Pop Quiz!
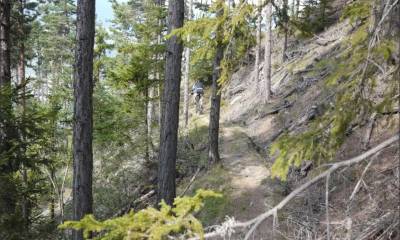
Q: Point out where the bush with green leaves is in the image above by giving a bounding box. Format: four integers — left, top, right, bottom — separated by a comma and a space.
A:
60, 189, 222, 240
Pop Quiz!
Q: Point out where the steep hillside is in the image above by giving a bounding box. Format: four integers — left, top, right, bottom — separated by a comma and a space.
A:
184, 1, 399, 239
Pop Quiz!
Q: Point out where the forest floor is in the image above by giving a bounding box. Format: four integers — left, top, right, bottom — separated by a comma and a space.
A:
218, 124, 274, 238
220, 125, 270, 221
182, 102, 277, 238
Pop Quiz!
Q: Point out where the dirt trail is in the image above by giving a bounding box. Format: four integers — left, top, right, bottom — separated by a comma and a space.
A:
188, 95, 276, 237
219, 124, 273, 238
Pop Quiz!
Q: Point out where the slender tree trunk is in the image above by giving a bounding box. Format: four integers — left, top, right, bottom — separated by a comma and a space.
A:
50, 169, 56, 220
0, 2, 16, 236
282, 0, 289, 62
208, 7, 224, 164
158, 77, 162, 126
369, 0, 378, 33
182, 49, 189, 130
264, 2, 272, 103
157, 0, 184, 206
0, 0, 11, 90
145, 87, 151, 164
395, 1, 400, 99
183, 0, 193, 131
72, 0, 96, 239
296, 0, 300, 18
147, 86, 154, 144
21, 164, 29, 229
291, 0, 295, 17
208, 50, 223, 164
156, 0, 165, 127
18, 0, 29, 229
50, 195, 55, 220
254, 0, 262, 84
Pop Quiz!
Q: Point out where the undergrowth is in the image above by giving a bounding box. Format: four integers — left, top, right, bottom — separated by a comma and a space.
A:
270, 1, 399, 180
59, 189, 222, 240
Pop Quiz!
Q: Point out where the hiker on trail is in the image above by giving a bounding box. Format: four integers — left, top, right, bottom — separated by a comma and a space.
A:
191, 81, 204, 114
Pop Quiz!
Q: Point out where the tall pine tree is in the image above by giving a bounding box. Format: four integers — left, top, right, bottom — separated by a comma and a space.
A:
157, 0, 184, 205
72, 0, 95, 239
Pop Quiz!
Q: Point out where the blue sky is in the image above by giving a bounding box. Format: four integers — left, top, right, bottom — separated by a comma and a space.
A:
96, 0, 127, 27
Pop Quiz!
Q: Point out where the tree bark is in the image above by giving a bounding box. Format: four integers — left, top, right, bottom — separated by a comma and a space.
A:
157, 0, 184, 206
147, 86, 154, 146
72, 0, 96, 239
208, 7, 224, 164
0, 0, 11, 90
145, 85, 153, 165
254, 0, 262, 84
17, 0, 29, 229
156, 0, 166, 127
183, 0, 193, 131
282, 0, 289, 62
0, 1, 16, 236
264, 2, 272, 103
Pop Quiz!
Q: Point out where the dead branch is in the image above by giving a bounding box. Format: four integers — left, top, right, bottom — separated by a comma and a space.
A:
188, 135, 399, 240
113, 190, 156, 217
348, 153, 378, 202
180, 168, 201, 197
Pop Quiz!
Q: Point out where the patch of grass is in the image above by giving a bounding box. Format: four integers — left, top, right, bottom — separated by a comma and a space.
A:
198, 194, 230, 225
190, 165, 233, 226
287, 54, 314, 73
177, 120, 209, 175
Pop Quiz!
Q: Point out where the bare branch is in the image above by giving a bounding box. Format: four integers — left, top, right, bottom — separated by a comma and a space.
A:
179, 168, 201, 197
189, 135, 399, 239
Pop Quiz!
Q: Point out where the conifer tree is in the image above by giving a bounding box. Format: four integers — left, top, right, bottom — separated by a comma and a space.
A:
72, 0, 95, 239
157, 0, 184, 205
208, 3, 224, 164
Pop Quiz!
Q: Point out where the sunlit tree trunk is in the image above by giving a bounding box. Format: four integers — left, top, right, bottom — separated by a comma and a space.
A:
183, 0, 193, 132
264, 2, 272, 103
147, 86, 154, 144
282, 0, 289, 62
263, 3, 272, 103
254, 0, 262, 84
156, 0, 166, 127
72, 0, 96, 239
157, 0, 184, 206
